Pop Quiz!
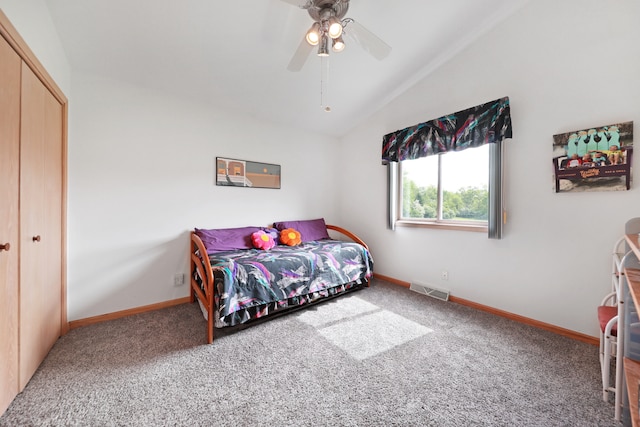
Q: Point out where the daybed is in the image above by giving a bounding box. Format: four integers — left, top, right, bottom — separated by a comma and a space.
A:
190, 219, 374, 344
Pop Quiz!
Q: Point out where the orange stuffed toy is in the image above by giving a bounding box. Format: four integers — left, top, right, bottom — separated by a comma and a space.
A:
280, 228, 301, 246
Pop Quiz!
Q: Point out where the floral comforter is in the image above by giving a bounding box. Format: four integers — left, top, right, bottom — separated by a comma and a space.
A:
206, 240, 373, 327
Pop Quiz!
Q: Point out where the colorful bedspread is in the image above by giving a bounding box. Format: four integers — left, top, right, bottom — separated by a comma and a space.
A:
207, 240, 373, 327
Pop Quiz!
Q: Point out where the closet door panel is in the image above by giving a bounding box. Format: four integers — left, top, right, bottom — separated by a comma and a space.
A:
19, 64, 61, 389
42, 79, 63, 346
0, 35, 21, 415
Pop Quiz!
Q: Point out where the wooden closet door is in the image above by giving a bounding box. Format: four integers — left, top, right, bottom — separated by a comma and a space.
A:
0, 34, 21, 415
19, 64, 63, 390
43, 68, 64, 348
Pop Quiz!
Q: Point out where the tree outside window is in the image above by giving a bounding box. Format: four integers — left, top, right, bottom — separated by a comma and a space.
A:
400, 144, 489, 223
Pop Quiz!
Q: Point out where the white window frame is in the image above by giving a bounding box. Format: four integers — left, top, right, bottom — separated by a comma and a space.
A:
388, 141, 504, 237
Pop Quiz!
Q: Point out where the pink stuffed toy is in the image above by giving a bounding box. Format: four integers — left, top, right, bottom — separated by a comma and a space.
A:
251, 230, 275, 250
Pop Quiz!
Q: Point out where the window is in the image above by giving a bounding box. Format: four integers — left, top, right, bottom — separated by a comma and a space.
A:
399, 144, 489, 224
382, 97, 511, 238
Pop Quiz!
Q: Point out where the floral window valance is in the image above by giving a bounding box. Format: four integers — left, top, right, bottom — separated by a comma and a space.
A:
381, 96, 513, 164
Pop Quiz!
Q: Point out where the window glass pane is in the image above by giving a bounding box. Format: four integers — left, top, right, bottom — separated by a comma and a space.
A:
399, 145, 489, 223
441, 145, 489, 221
400, 156, 438, 219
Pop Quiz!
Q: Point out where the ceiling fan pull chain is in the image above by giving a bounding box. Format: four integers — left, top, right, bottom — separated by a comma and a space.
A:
320, 56, 331, 112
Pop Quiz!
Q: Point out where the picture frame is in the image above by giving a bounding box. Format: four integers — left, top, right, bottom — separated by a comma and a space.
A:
552, 121, 633, 193
216, 157, 281, 189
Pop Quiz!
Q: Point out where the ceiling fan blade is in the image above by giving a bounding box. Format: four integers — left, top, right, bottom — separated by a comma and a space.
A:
287, 37, 314, 72
343, 19, 392, 60
279, 0, 312, 8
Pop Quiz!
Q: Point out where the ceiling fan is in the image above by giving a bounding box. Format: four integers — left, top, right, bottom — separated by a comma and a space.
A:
281, 0, 392, 72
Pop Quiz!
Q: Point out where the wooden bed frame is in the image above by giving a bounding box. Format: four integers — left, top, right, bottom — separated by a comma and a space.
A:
190, 224, 370, 344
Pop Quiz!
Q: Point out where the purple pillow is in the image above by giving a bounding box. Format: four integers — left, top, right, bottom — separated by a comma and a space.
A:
195, 226, 262, 253
273, 218, 330, 243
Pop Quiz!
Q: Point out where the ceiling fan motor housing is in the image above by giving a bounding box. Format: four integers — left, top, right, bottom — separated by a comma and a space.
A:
307, 0, 350, 22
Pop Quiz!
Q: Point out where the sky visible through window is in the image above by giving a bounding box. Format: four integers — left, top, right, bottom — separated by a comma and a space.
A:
402, 144, 489, 191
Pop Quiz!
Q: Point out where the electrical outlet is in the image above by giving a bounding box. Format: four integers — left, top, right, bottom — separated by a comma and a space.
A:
441, 270, 448, 281
174, 273, 185, 286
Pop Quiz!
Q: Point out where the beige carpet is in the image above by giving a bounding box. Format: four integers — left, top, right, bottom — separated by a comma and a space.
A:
0, 279, 618, 426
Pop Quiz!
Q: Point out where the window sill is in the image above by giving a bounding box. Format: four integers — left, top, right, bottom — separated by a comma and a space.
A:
395, 220, 488, 233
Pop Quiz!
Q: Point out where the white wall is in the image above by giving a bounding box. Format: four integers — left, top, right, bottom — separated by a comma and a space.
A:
66, 73, 340, 320
5, 0, 639, 336
338, 0, 640, 337
3, 2, 341, 321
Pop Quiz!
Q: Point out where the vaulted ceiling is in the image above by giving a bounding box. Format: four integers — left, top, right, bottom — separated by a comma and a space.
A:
44, 0, 529, 137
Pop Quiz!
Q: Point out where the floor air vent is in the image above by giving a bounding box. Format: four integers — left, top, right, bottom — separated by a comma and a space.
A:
410, 282, 450, 302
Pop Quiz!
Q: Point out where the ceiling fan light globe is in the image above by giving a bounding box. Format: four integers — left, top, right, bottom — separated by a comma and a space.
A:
327, 18, 343, 38
305, 22, 321, 46
306, 33, 319, 45
332, 36, 345, 52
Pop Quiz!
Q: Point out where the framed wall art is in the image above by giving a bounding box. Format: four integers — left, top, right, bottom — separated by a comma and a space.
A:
216, 157, 281, 189
552, 121, 633, 193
